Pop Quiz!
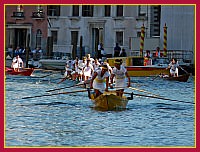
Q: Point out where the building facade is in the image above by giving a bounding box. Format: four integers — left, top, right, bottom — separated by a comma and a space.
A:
46, 5, 154, 58
5, 5, 195, 63
5, 5, 48, 56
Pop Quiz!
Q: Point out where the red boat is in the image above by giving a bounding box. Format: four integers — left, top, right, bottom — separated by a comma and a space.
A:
5, 67, 34, 76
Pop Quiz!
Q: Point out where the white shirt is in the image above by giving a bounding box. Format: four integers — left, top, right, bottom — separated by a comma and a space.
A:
12, 57, 23, 68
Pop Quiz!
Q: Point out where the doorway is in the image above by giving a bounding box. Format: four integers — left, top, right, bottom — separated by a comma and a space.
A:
14, 28, 27, 49
92, 28, 104, 58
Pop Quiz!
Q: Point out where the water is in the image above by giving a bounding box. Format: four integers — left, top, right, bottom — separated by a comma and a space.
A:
5, 70, 195, 147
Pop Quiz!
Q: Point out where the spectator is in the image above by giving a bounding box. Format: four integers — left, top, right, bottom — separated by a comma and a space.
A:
119, 48, 127, 57
114, 43, 121, 57
155, 47, 160, 58
14, 46, 22, 56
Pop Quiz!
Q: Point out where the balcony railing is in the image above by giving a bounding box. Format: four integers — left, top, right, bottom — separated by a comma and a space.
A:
32, 12, 45, 19
11, 12, 24, 19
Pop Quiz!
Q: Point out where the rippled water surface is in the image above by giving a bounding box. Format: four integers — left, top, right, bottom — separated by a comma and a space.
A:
5, 70, 195, 147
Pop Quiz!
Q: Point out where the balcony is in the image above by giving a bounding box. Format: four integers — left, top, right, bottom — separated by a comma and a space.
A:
11, 12, 24, 19
32, 12, 45, 19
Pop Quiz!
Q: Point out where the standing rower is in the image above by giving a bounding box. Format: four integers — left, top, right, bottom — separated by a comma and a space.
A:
90, 64, 110, 98
11, 55, 24, 72
110, 59, 130, 97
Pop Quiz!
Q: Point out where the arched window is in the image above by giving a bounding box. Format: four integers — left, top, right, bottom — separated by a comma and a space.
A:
36, 29, 42, 48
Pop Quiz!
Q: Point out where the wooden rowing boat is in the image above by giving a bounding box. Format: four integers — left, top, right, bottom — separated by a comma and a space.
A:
160, 73, 190, 82
5, 67, 34, 76
88, 90, 133, 110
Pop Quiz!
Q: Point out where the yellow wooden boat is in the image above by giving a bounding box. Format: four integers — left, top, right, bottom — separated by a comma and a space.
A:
88, 90, 133, 110
106, 56, 170, 77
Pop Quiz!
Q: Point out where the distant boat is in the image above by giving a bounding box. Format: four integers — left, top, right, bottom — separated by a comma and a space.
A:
107, 57, 170, 77
39, 59, 67, 70
88, 90, 133, 111
160, 73, 190, 82
5, 67, 34, 76
107, 57, 191, 77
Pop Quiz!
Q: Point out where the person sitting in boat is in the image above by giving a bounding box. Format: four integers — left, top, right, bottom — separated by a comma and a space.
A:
83, 59, 94, 81
166, 58, 179, 77
11, 55, 24, 72
110, 59, 131, 97
90, 64, 110, 98
72, 60, 84, 81
64, 60, 74, 79
92, 58, 101, 71
78, 57, 87, 81
155, 47, 161, 58
86, 53, 94, 64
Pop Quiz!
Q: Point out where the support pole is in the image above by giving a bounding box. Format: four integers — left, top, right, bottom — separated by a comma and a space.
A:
163, 23, 167, 57
140, 24, 145, 57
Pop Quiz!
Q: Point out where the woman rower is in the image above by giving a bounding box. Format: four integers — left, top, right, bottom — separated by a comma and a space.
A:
110, 59, 131, 97
167, 58, 179, 77
90, 64, 110, 98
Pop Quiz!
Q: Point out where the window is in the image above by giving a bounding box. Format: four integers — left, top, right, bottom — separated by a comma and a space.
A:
71, 31, 78, 58
116, 5, 123, 17
17, 5, 24, 12
72, 5, 79, 16
138, 5, 146, 16
36, 29, 42, 47
82, 5, 93, 17
116, 31, 123, 46
36, 5, 43, 12
51, 31, 58, 45
13, 5, 24, 17
47, 5, 60, 16
137, 32, 141, 37
105, 5, 111, 17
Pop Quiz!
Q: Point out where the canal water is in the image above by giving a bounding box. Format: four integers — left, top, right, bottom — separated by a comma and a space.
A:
5, 70, 195, 147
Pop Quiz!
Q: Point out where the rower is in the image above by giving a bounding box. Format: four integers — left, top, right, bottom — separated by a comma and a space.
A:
11, 55, 24, 72
110, 59, 131, 97
90, 64, 110, 98
166, 58, 179, 77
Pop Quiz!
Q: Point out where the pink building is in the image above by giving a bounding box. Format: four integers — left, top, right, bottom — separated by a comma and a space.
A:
5, 5, 48, 54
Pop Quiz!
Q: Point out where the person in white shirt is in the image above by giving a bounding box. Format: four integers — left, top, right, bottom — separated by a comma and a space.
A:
90, 64, 110, 98
11, 55, 24, 72
92, 58, 101, 71
167, 58, 179, 77
110, 59, 131, 97
83, 59, 94, 81
64, 60, 74, 78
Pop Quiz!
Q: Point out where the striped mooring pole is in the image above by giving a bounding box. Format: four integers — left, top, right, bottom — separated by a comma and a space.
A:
163, 23, 167, 57
140, 24, 145, 57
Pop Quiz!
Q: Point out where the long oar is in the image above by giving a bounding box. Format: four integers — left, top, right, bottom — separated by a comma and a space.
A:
22, 89, 88, 99
152, 68, 168, 81
57, 75, 69, 84
128, 86, 161, 97
124, 92, 194, 104
30, 73, 55, 78
179, 66, 189, 74
46, 83, 86, 92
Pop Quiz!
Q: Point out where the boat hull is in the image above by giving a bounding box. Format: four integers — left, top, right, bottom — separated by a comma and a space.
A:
91, 91, 128, 110
126, 66, 169, 77
106, 57, 169, 77
39, 59, 67, 70
5, 67, 34, 76
162, 74, 190, 82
